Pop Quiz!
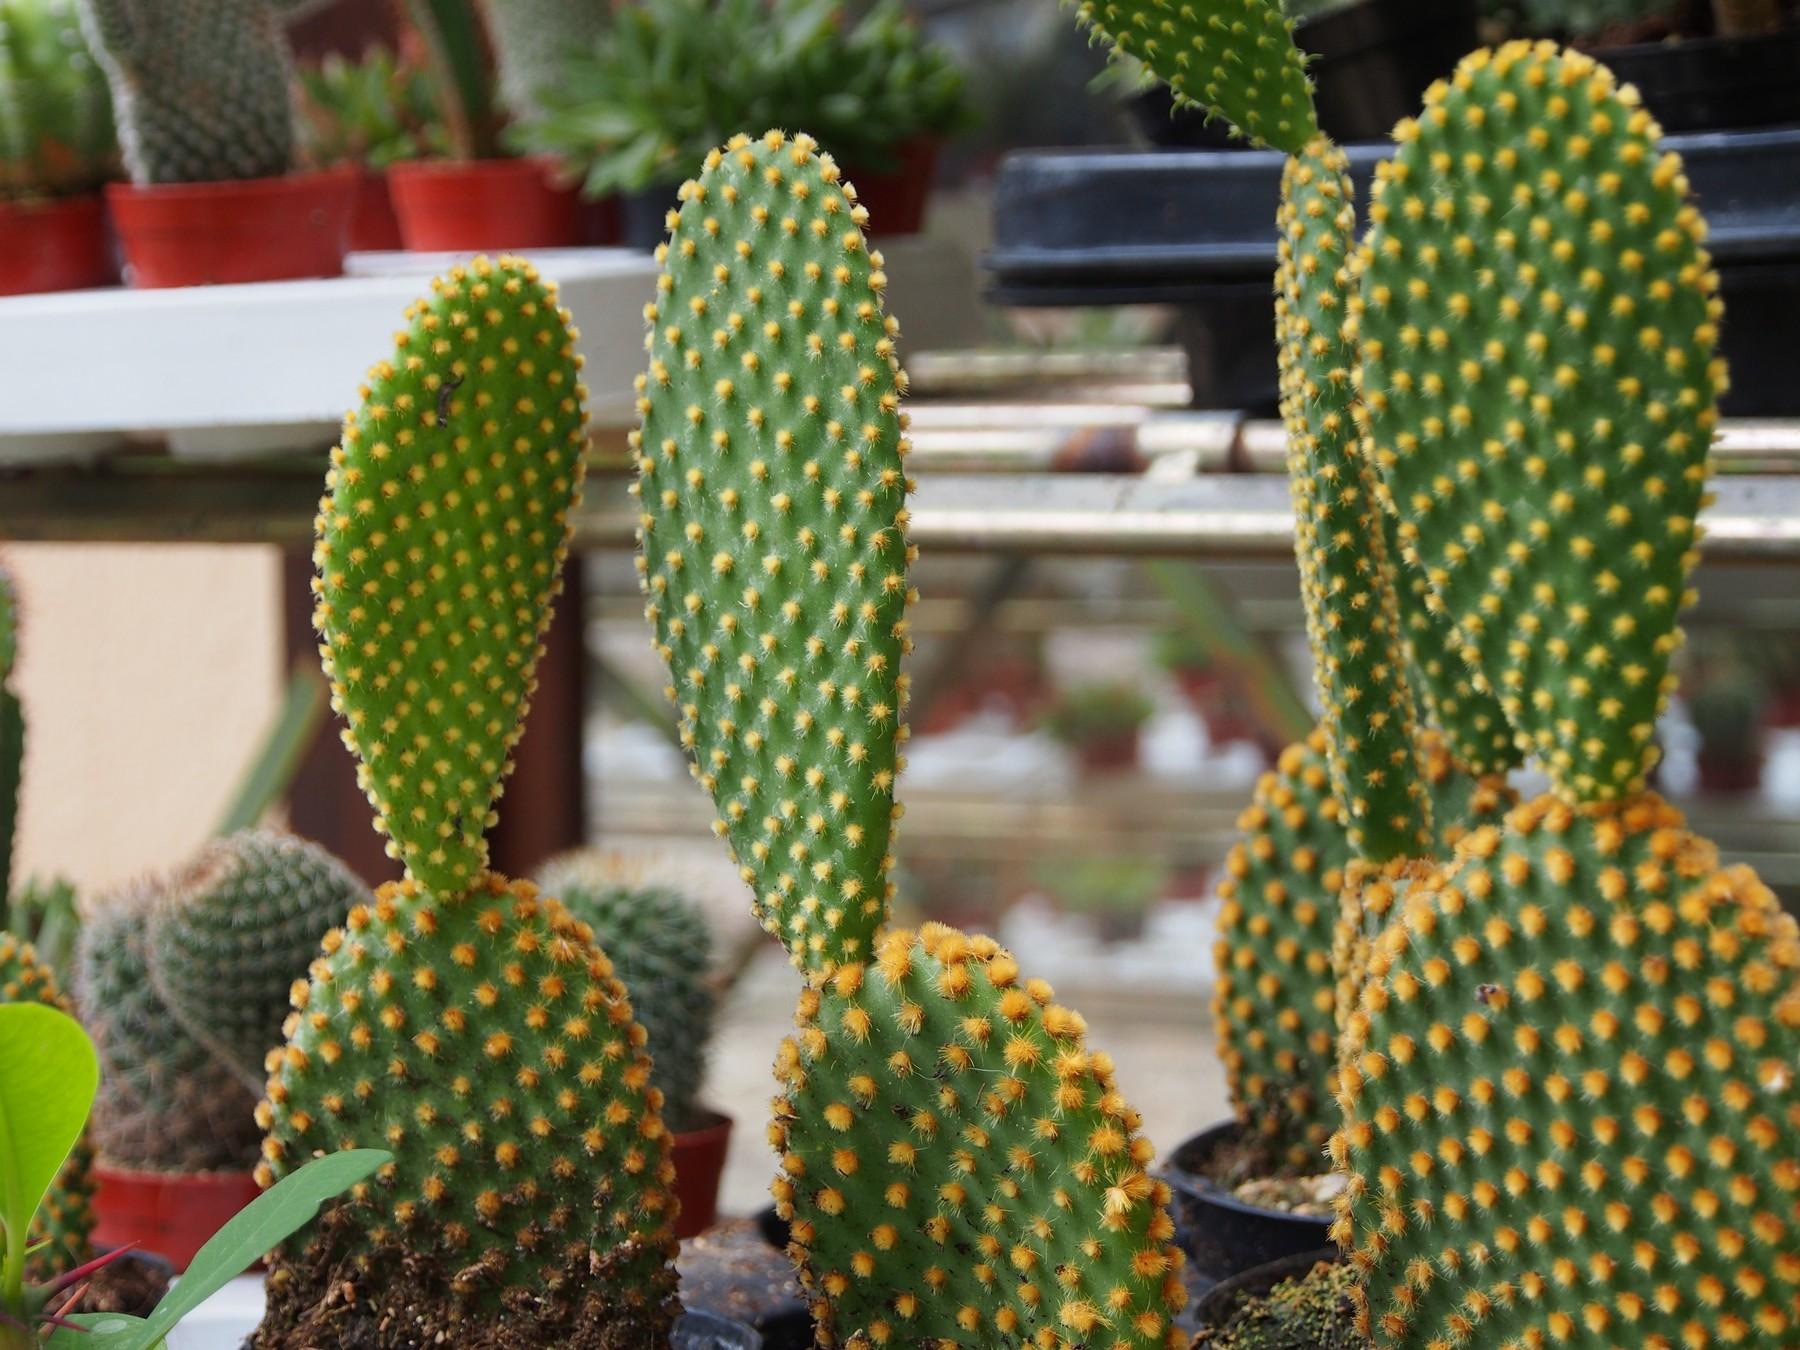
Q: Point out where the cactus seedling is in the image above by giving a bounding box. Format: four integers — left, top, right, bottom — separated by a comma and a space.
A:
1334, 43, 1800, 1349
635, 130, 1185, 1348
255, 257, 680, 1348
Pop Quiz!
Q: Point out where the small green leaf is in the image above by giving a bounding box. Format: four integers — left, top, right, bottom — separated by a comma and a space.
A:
0, 1003, 97, 1306
45, 1313, 158, 1349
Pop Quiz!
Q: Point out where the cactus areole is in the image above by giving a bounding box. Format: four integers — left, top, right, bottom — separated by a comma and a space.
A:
254, 257, 682, 1348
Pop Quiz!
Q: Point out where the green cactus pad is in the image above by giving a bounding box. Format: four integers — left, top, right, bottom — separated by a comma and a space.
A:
255, 875, 681, 1341
1070, 0, 1316, 153
1213, 729, 1350, 1171
535, 851, 718, 1132
1333, 794, 1800, 1347
75, 0, 293, 184
1360, 42, 1726, 804
1277, 139, 1429, 862
77, 882, 263, 1172
634, 131, 913, 974
771, 923, 1187, 1349
147, 829, 366, 1083
313, 255, 588, 895
0, 933, 95, 1276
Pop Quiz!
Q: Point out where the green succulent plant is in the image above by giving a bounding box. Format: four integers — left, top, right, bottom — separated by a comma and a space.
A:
0, 0, 114, 199
296, 44, 445, 171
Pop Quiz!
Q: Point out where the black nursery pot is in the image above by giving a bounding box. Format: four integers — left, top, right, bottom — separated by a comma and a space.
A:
675, 1309, 764, 1348
1162, 1120, 1332, 1284
621, 181, 686, 251
1126, 0, 1477, 148
1190, 1248, 1343, 1339
1594, 27, 1800, 135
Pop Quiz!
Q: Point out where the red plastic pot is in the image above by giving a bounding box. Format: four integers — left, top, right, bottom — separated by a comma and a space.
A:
840, 138, 939, 237
106, 168, 356, 288
92, 1163, 262, 1271
348, 166, 404, 252
672, 1109, 733, 1239
386, 158, 581, 251
1074, 730, 1142, 775
0, 194, 113, 295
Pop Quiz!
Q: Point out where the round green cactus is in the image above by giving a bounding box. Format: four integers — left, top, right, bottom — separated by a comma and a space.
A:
1360, 41, 1726, 805
1333, 794, 1800, 1347
1070, 0, 1317, 153
0, 932, 95, 1277
147, 829, 366, 1083
535, 851, 718, 1133
772, 924, 1187, 1349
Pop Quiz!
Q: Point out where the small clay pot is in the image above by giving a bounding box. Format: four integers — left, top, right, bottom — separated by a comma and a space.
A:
1161, 1120, 1332, 1283
0, 194, 114, 295
92, 1163, 263, 1271
672, 1108, 734, 1239
386, 158, 581, 251
838, 138, 939, 237
106, 168, 356, 287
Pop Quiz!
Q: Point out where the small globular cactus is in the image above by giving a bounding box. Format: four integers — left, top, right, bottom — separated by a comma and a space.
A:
535, 851, 718, 1133
1070, 0, 1317, 153
0, 933, 95, 1278
256, 256, 680, 1348
635, 131, 1186, 1349
75, 0, 295, 184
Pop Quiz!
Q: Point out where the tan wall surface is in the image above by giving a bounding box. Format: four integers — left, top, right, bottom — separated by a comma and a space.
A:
8, 544, 282, 898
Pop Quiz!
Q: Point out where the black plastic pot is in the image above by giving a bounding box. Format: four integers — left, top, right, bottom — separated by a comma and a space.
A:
987, 126, 1800, 415
1162, 1120, 1332, 1283
675, 1309, 764, 1348
621, 182, 685, 251
1594, 27, 1800, 134
676, 1208, 813, 1350
1126, 0, 1477, 148
1190, 1248, 1343, 1340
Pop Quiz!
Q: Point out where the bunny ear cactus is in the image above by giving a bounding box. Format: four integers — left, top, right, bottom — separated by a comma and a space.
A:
1335, 43, 1800, 1350
255, 256, 681, 1348
635, 131, 1186, 1349
1070, 0, 1316, 152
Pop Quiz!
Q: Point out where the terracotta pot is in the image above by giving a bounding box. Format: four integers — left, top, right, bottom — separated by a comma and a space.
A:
106, 169, 356, 288
839, 138, 939, 237
672, 1109, 734, 1239
92, 1163, 262, 1271
348, 166, 404, 252
0, 194, 114, 295
386, 158, 581, 251
1074, 730, 1141, 774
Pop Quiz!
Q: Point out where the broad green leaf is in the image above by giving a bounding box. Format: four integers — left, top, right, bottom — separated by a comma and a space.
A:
0, 1004, 97, 1304
45, 1313, 158, 1349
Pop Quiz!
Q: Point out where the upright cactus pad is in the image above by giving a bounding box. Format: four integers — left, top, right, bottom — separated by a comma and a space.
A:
258, 257, 680, 1347
1333, 795, 1800, 1347
312, 256, 587, 893
772, 925, 1186, 1349
1277, 139, 1429, 862
147, 829, 365, 1082
75, 0, 294, 184
1360, 42, 1725, 803
77, 882, 262, 1172
634, 130, 912, 975
536, 851, 718, 1132
1213, 730, 1349, 1171
1070, 0, 1317, 153
0, 934, 95, 1277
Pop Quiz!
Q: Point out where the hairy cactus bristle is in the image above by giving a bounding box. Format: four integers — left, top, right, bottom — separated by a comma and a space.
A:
1277, 138, 1429, 862
633, 129, 912, 975
1360, 41, 1726, 804
535, 851, 718, 1133
0, 933, 95, 1276
147, 829, 366, 1083
74, 0, 294, 184
257, 256, 680, 1347
1069, 0, 1317, 153
1333, 794, 1800, 1347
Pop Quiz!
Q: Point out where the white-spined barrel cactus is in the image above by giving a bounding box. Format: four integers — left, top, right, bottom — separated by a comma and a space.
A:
634, 129, 1186, 1350
254, 256, 681, 1348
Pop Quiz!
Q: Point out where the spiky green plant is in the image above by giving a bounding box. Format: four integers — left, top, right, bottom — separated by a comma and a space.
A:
73, 0, 294, 184
482, 0, 610, 122
634, 128, 1185, 1350
1327, 41, 1800, 1349
0, 0, 115, 199
534, 851, 718, 1132
254, 256, 680, 1348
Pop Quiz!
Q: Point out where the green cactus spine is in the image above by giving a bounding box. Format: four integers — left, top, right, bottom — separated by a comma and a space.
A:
1333, 43, 1800, 1349
535, 851, 718, 1133
256, 256, 680, 1347
0, 933, 94, 1277
74, 0, 294, 184
0, 0, 115, 198
1069, 0, 1317, 153
636, 130, 1185, 1350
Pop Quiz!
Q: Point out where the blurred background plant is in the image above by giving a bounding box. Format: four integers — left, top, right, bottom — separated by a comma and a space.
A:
1042, 681, 1155, 773
1033, 853, 1168, 943
0, 0, 113, 199
296, 44, 445, 170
